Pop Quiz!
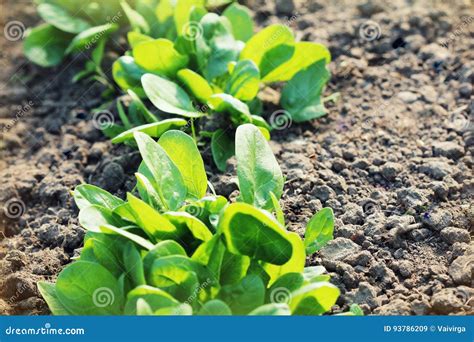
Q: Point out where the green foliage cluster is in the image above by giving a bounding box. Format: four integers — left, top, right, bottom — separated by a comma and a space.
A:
39, 124, 343, 316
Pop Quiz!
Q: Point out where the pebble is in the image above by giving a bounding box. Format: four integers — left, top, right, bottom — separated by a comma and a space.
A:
320, 237, 361, 261
432, 141, 464, 160
275, 0, 295, 15
380, 162, 402, 181
311, 185, 335, 202
430, 288, 465, 314
421, 209, 452, 231
397, 91, 418, 104
373, 299, 412, 315
448, 255, 473, 286
418, 159, 452, 180
440, 227, 471, 244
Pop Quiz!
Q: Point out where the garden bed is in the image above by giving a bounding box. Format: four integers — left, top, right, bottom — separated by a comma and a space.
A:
0, 0, 472, 315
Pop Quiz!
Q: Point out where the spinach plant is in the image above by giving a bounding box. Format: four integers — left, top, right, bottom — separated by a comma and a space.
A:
109, 2, 332, 171
39, 124, 346, 316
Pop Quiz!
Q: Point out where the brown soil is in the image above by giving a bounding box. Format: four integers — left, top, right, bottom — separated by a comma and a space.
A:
0, 0, 472, 315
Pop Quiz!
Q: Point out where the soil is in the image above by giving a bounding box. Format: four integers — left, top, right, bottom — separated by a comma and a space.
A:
0, 0, 472, 315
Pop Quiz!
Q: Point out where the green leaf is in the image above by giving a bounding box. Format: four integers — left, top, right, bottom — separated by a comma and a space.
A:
163, 212, 213, 242
56, 261, 122, 315
259, 44, 295, 81
158, 130, 207, 200
349, 303, 365, 316
218, 275, 264, 315
174, 0, 205, 35
111, 119, 188, 144
226, 60, 260, 101
289, 282, 340, 315
136, 298, 153, 315
37, 3, 91, 33
198, 300, 232, 315
249, 303, 291, 315
126, 193, 183, 241
143, 240, 187, 280
66, 23, 118, 54
240, 24, 294, 66
128, 89, 160, 123
133, 39, 188, 77
207, 94, 252, 125
220, 250, 250, 285
85, 233, 126, 277
127, 31, 153, 49
78, 205, 124, 233
123, 242, 146, 287
235, 124, 283, 209
155, 303, 193, 315
262, 42, 331, 83
134, 131, 187, 210
281, 59, 330, 123
73, 184, 124, 210
177, 69, 213, 103
266, 272, 304, 303
219, 202, 292, 265
24, 24, 71, 67
222, 3, 253, 42
124, 285, 180, 315
113, 56, 147, 98
263, 232, 305, 285
304, 207, 334, 254
303, 266, 327, 283
142, 73, 203, 118
269, 191, 285, 226
211, 129, 235, 172
121, 0, 150, 34
99, 224, 155, 251
37, 282, 71, 315
196, 13, 241, 81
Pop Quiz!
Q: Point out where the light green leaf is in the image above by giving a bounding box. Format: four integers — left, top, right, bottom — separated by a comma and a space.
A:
207, 94, 252, 125
158, 130, 207, 199
240, 24, 294, 66
127, 31, 153, 49
73, 184, 124, 211
111, 119, 188, 144
37, 3, 91, 33
134, 131, 187, 210
289, 282, 340, 315
226, 60, 260, 101
269, 191, 285, 226
133, 39, 188, 77
262, 42, 331, 83
99, 224, 155, 251
142, 73, 203, 118
126, 193, 183, 241
223, 3, 253, 42
219, 202, 292, 265
281, 59, 330, 123
174, 0, 205, 35
78, 205, 124, 232
143, 240, 187, 280
177, 68, 213, 103
235, 124, 283, 209
304, 207, 334, 254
